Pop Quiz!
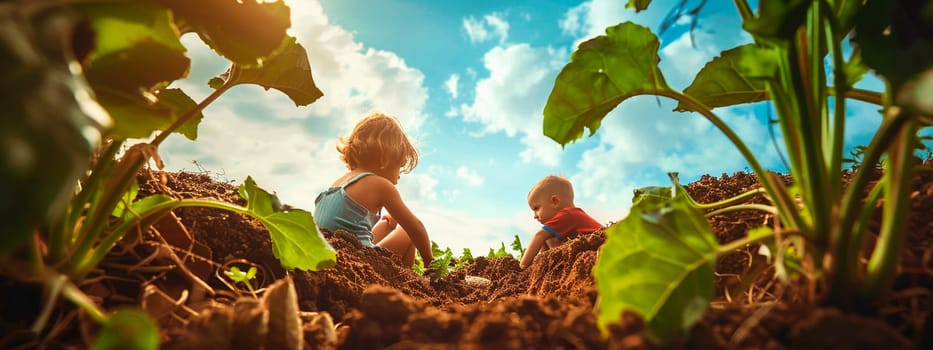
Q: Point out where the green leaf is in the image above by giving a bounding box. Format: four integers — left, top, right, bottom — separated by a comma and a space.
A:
157, 0, 291, 66
735, 45, 781, 80
94, 87, 201, 141
853, 0, 933, 112
208, 76, 225, 90
742, 0, 810, 41
676, 44, 770, 112
111, 178, 140, 218
543, 22, 671, 146
461, 248, 473, 262
1, 7, 110, 251
74, 3, 196, 140
496, 242, 509, 257
155, 88, 203, 141
626, 0, 652, 12
594, 181, 718, 342
510, 234, 525, 256
224, 266, 257, 284
238, 177, 336, 271
631, 185, 672, 207
95, 90, 172, 140
842, 49, 869, 88
92, 309, 160, 350
225, 38, 323, 106
77, 2, 189, 92
431, 240, 443, 257
833, 0, 865, 36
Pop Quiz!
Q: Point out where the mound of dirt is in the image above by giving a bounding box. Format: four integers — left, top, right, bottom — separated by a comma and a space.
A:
4, 168, 928, 349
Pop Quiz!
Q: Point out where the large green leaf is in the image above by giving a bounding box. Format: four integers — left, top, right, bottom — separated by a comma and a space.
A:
77, 3, 189, 92
156, 0, 290, 66
594, 181, 718, 342
631, 186, 672, 207
853, 0, 933, 117
238, 177, 336, 271
1, 6, 110, 251
543, 22, 671, 146
155, 88, 203, 141
96, 87, 201, 141
74, 2, 193, 140
676, 44, 769, 112
94, 90, 171, 140
742, 0, 809, 41
223, 38, 323, 106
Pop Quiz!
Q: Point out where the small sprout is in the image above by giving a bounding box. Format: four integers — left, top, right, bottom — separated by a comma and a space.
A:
224, 266, 258, 298
510, 234, 525, 257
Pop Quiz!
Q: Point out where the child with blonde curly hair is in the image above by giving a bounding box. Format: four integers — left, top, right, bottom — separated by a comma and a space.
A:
313, 112, 433, 267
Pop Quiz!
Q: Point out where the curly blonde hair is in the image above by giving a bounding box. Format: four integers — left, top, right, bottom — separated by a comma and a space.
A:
337, 112, 419, 173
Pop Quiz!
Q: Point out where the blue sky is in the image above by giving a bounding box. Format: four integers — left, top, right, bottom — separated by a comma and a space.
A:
158, 0, 891, 254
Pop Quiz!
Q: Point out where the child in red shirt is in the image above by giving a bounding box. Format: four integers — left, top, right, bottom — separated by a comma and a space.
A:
520, 175, 603, 269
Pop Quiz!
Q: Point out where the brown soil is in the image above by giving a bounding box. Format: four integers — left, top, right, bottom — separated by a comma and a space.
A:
3, 168, 931, 349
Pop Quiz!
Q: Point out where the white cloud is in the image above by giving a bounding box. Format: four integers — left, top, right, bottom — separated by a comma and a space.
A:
458, 43, 568, 166
463, 13, 510, 44
284, 0, 428, 132
398, 172, 438, 202
484, 14, 510, 44
444, 74, 460, 99
660, 30, 718, 89
463, 16, 489, 43
456, 165, 484, 186
559, 2, 588, 37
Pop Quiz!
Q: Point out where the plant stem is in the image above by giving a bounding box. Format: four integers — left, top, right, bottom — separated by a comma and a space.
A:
31, 274, 66, 333
49, 140, 122, 265
683, 185, 767, 212
62, 279, 108, 323
705, 203, 777, 218
733, 0, 753, 21
659, 90, 806, 236
826, 1, 846, 204
64, 150, 146, 276
74, 198, 249, 277
717, 230, 771, 255
151, 68, 236, 147
862, 117, 918, 303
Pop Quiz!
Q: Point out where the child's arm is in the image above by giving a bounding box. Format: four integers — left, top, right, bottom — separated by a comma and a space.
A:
520, 229, 551, 269
380, 187, 433, 265
372, 214, 397, 242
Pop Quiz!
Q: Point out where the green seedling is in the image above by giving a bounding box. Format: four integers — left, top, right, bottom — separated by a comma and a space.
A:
453, 248, 474, 271
225, 266, 259, 298
487, 242, 511, 259
543, 0, 931, 343
413, 243, 475, 279
510, 234, 526, 257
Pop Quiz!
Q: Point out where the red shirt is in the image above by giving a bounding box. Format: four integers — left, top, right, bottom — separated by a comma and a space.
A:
543, 207, 602, 240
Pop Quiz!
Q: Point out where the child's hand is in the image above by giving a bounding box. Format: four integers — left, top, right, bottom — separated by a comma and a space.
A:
423, 267, 442, 282
420, 251, 433, 267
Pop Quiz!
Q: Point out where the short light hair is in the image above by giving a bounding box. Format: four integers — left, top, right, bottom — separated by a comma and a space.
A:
337, 112, 419, 173
528, 175, 574, 202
